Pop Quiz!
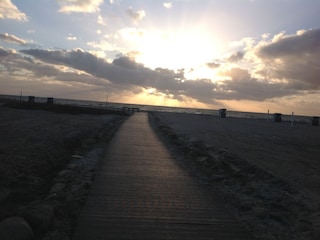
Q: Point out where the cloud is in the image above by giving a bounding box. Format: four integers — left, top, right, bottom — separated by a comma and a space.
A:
16, 45, 316, 105
0, 33, 27, 45
20, 49, 150, 86
0, 0, 28, 21
87, 40, 114, 51
206, 62, 220, 69
0, 48, 113, 98
227, 51, 245, 62
0, 33, 39, 48
126, 7, 146, 22
257, 28, 320, 90
57, 0, 103, 13
67, 34, 77, 41
19, 48, 214, 103
217, 68, 294, 101
0, 47, 10, 57
163, 2, 173, 9
97, 15, 106, 25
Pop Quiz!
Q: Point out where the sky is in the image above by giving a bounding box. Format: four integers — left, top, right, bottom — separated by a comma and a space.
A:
0, 0, 319, 116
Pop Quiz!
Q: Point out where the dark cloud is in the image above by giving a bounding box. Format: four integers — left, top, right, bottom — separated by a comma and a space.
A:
217, 68, 296, 101
0, 47, 10, 57
112, 56, 144, 69
20, 49, 149, 86
18, 48, 305, 104
206, 62, 220, 69
0, 48, 110, 89
258, 29, 320, 58
183, 79, 216, 103
228, 51, 244, 62
19, 49, 173, 89
257, 28, 320, 90
19, 48, 217, 103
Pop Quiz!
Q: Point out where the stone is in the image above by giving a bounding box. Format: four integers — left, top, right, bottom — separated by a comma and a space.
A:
20, 203, 55, 234
57, 170, 72, 178
49, 183, 65, 194
45, 193, 58, 200
0, 217, 34, 240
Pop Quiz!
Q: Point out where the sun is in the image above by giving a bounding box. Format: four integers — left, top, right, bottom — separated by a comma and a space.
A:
129, 28, 222, 73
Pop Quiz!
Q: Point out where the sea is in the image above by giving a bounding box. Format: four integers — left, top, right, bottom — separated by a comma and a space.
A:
0, 94, 317, 124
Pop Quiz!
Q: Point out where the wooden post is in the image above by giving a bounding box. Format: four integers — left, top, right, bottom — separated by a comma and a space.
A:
218, 108, 226, 118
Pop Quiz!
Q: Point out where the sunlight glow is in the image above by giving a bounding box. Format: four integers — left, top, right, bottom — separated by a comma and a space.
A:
120, 27, 222, 71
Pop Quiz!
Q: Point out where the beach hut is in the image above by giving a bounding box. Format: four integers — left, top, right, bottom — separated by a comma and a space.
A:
273, 113, 282, 122
218, 108, 227, 118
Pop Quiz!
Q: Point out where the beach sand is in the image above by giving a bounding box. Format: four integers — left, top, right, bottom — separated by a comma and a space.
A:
149, 111, 320, 240
1, 103, 319, 240
0, 102, 127, 239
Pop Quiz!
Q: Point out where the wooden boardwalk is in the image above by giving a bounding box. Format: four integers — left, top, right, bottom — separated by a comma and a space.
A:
73, 112, 255, 240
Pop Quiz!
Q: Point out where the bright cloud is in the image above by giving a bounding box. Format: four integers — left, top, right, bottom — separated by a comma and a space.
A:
97, 15, 106, 25
163, 2, 173, 9
67, 34, 77, 41
57, 0, 104, 13
0, 0, 28, 21
0, 33, 27, 45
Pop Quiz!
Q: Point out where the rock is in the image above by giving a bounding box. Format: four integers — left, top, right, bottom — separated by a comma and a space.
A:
0, 217, 34, 240
20, 203, 55, 234
45, 193, 58, 200
50, 183, 66, 194
58, 169, 72, 177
